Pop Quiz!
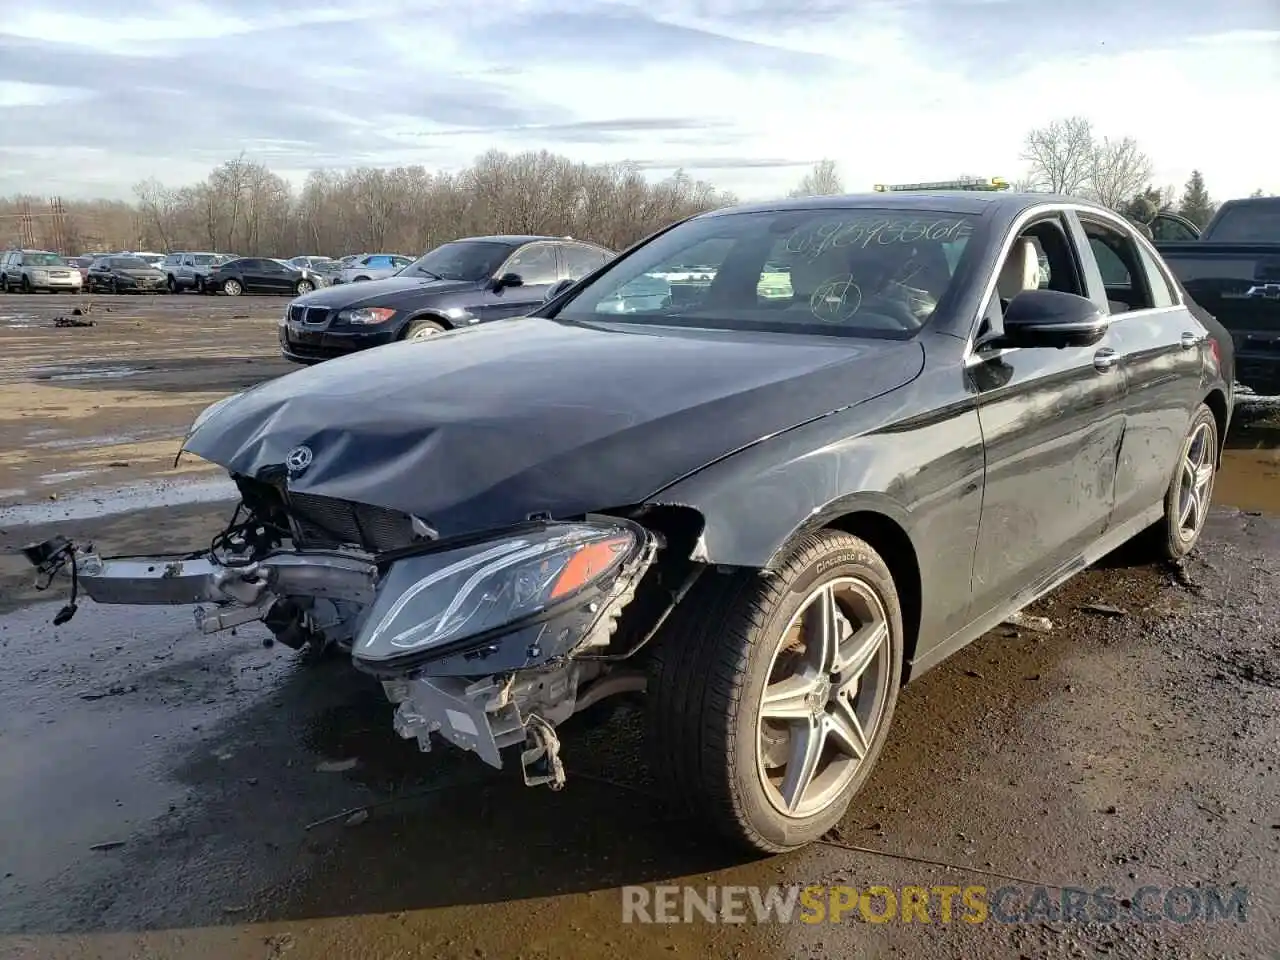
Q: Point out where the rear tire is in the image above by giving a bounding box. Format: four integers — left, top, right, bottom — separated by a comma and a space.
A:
404, 318, 445, 341
21, 275, 31, 293
647, 529, 904, 853
1141, 402, 1219, 561
295, 279, 314, 295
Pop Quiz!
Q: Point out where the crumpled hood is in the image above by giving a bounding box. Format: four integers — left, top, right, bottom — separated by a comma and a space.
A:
185, 317, 924, 538
295, 275, 480, 308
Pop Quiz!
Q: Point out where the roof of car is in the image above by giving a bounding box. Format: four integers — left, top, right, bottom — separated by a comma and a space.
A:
702, 190, 1107, 220
461, 235, 564, 245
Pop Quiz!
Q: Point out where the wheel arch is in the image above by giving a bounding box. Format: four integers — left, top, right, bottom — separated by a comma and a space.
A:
398, 311, 456, 339
682, 493, 925, 686
1202, 387, 1229, 466
819, 510, 923, 685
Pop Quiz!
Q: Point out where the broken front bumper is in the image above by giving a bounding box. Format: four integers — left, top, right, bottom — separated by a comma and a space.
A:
25, 517, 658, 783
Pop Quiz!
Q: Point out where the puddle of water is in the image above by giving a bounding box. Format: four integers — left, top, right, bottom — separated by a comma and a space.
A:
39, 469, 104, 485
29, 426, 182, 450
38, 367, 140, 383
0, 476, 238, 526
1218, 448, 1280, 516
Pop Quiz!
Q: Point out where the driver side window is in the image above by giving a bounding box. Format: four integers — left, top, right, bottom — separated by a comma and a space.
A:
502, 244, 558, 285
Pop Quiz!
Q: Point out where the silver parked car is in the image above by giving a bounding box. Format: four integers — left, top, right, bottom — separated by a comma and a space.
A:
0, 249, 84, 293
337, 253, 413, 284
288, 256, 343, 283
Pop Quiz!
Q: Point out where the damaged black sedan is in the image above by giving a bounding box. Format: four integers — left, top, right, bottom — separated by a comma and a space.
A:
27, 192, 1232, 853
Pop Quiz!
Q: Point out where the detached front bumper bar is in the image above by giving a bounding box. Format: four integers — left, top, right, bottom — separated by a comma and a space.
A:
23, 535, 378, 633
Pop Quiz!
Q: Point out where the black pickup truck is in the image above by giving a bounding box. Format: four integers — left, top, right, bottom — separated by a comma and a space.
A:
1154, 197, 1280, 399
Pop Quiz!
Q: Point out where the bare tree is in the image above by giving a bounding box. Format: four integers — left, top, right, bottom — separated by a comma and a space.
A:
1087, 137, 1154, 209
788, 159, 843, 198
1019, 117, 1095, 196
133, 177, 177, 251
8, 149, 737, 258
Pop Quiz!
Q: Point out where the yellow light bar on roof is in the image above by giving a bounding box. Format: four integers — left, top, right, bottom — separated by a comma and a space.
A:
873, 177, 1010, 192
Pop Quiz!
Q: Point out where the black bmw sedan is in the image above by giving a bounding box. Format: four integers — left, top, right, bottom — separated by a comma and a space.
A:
278, 235, 614, 363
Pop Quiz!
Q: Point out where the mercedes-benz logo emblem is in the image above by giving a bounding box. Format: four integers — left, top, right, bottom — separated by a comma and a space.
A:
285, 445, 314, 474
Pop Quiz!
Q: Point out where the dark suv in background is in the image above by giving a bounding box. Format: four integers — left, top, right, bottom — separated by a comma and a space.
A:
279, 235, 614, 363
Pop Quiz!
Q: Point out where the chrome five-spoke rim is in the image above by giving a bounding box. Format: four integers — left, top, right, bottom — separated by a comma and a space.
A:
1177, 421, 1214, 539
757, 576, 891, 819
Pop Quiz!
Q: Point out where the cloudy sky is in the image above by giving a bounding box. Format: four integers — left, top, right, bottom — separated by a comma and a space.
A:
1, 0, 1276, 202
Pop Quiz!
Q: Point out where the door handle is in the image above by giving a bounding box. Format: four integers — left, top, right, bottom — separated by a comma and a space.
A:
1093, 347, 1120, 371
1180, 332, 1203, 350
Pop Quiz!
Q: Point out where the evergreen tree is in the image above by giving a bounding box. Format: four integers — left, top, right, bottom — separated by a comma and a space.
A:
1178, 170, 1216, 228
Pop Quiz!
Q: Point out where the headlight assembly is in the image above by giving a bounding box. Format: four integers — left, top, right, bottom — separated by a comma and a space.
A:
338, 306, 396, 325
354, 520, 649, 668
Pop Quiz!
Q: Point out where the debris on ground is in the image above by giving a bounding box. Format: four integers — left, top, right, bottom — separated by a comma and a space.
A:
54, 315, 96, 328
344, 809, 369, 827
314, 757, 358, 773
1002, 611, 1054, 633
88, 841, 126, 851
80, 684, 137, 701
1079, 602, 1127, 617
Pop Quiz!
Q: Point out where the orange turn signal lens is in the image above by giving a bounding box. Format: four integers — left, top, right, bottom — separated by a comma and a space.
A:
549, 535, 631, 600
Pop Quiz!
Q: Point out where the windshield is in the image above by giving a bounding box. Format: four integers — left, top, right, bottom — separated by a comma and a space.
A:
1208, 203, 1280, 242
401, 241, 515, 281
111, 257, 152, 270
25, 253, 67, 267
551, 207, 977, 338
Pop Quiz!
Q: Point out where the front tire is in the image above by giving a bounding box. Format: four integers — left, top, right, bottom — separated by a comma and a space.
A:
1145, 402, 1219, 561
223, 279, 242, 297
647, 530, 904, 853
404, 318, 445, 341
295, 279, 314, 295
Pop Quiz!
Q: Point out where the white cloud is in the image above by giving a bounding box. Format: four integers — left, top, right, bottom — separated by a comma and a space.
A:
0, 0, 1276, 200
0, 81, 92, 108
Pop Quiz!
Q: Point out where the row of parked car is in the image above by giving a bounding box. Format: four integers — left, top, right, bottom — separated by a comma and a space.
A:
0, 248, 422, 296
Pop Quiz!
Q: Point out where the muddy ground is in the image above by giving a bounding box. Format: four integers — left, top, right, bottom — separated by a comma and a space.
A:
0, 293, 1277, 959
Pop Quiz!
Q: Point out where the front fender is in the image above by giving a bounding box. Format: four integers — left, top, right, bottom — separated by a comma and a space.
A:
648, 355, 986, 650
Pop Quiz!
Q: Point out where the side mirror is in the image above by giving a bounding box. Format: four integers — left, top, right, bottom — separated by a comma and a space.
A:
543, 278, 576, 302
995, 289, 1109, 349
493, 272, 523, 290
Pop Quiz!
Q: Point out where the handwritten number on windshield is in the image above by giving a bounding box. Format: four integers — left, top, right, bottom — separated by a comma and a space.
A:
786, 218, 973, 260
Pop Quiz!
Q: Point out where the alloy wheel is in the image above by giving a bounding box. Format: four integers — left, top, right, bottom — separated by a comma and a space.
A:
1177, 421, 1214, 540
756, 576, 892, 819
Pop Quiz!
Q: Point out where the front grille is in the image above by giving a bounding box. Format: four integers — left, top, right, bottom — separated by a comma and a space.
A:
304, 306, 330, 324
285, 492, 417, 552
